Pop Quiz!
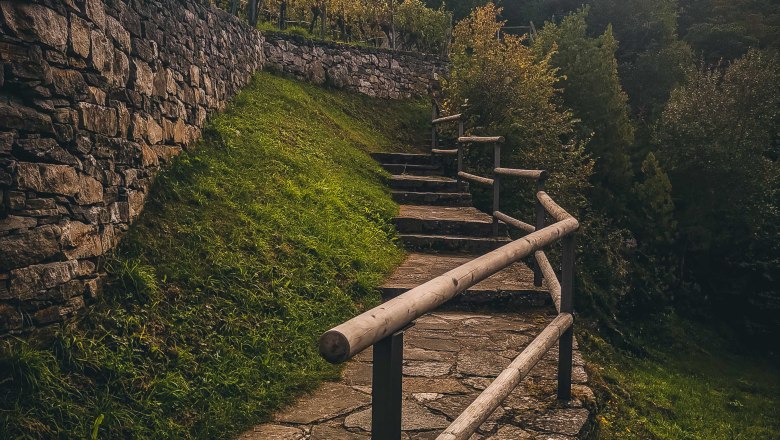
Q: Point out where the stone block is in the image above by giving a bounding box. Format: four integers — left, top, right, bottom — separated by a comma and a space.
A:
76, 173, 103, 205
51, 68, 87, 99
84, 0, 106, 30
131, 58, 154, 95
0, 2, 68, 51
111, 49, 130, 87
90, 30, 113, 75
69, 13, 91, 59
60, 220, 101, 259
0, 224, 61, 271
0, 215, 36, 233
78, 102, 118, 136
0, 303, 22, 333
32, 295, 84, 325
9, 260, 78, 297
14, 137, 79, 166
106, 15, 131, 52
0, 99, 55, 134
16, 162, 79, 195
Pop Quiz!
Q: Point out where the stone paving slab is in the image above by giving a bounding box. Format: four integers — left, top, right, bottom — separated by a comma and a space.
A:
397, 205, 494, 224
239, 310, 594, 440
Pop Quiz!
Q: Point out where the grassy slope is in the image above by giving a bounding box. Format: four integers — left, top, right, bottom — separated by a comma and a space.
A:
582, 316, 780, 439
0, 72, 428, 439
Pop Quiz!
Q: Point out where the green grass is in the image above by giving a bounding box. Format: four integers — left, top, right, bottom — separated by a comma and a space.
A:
0, 71, 428, 439
581, 315, 780, 439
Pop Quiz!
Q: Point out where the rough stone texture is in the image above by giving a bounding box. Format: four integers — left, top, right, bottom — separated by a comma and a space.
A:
240, 311, 594, 439
0, 1, 446, 335
264, 32, 446, 99
0, 0, 264, 334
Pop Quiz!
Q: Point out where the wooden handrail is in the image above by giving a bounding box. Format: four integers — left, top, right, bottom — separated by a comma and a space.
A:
432, 113, 462, 124
328, 107, 581, 438
457, 171, 494, 186
537, 191, 572, 222
493, 210, 535, 233
535, 250, 560, 312
432, 148, 458, 155
494, 168, 548, 180
458, 135, 505, 143
436, 313, 574, 440
318, 216, 579, 363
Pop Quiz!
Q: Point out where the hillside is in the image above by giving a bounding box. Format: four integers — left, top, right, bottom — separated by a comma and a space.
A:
0, 72, 428, 439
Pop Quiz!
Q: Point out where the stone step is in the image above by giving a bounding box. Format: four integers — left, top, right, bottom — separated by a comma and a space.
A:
399, 233, 511, 254
380, 163, 444, 176
370, 152, 433, 166
393, 205, 507, 236
389, 175, 467, 193
380, 253, 550, 307
391, 191, 472, 206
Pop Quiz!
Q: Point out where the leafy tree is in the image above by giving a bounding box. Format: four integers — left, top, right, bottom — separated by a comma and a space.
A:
655, 49, 780, 339
443, 4, 647, 325
443, 3, 592, 213
533, 8, 635, 215
679, 0, 780, 62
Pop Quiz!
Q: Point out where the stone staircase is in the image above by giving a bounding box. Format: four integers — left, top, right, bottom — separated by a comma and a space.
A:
374, 152, 548, 307
239, 151, 593, 440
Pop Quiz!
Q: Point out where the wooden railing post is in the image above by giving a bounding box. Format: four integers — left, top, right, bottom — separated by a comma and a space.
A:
431, 104, 439, 152
492, 142, 501, 237
372, 329, 404, 440
533, 177, 547, 287
557, 232, 575, 401
456, 120, 464, 183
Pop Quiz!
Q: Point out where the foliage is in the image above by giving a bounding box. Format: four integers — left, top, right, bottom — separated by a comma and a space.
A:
587, 0, 694, 120
655, 49, 780, 339
443, 5, 643, 326
443, 3, 592, 216
533, 8, 635, 215
396, 0, 452, 53
237, 0, 452, 53
0, 72, 429, 439
679, 0, 780, 62
581, 315, 780, 439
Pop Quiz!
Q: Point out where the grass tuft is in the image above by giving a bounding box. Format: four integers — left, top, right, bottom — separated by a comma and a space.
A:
582, 315, 780, 439
0, 71, 427, 439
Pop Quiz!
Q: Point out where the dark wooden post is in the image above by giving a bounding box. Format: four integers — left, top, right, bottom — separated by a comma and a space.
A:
279, 0, 287, 30
321, 1, 327, 37
431, 104, 438, 152
557, 233, 575, 400
372, 330, 404, 440
492, 142, 501, 237
456, 120, 464, 183
533, 177, 547, 287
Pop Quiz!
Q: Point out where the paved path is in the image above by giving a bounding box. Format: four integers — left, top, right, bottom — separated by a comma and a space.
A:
239, 153, 594, 439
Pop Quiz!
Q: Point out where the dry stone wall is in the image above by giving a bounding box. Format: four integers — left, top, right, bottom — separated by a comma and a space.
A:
0, 0, 445, 335
264, 32, 447, 99
0, 0, 264, 334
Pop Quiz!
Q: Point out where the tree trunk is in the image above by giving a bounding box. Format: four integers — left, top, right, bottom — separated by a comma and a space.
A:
247, 0, 259, 27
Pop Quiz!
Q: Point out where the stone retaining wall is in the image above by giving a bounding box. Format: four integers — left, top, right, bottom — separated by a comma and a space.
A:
0, 0, 265, 334
0, 1, 445, 335
264, 32, 447, 99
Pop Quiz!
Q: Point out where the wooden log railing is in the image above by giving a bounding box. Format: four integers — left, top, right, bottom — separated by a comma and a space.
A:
430, 105, 463, 153
318, 109, 580, 440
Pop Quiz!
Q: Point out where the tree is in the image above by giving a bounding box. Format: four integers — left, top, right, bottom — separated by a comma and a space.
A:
533, 8, 635, 215
656, 49, 780, 339
443, 3, 593, 214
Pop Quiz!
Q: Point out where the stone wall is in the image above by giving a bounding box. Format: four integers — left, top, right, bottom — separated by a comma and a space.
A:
264, 32, 447, 99
0, 1, 445, 335
0, 0, 265, 334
